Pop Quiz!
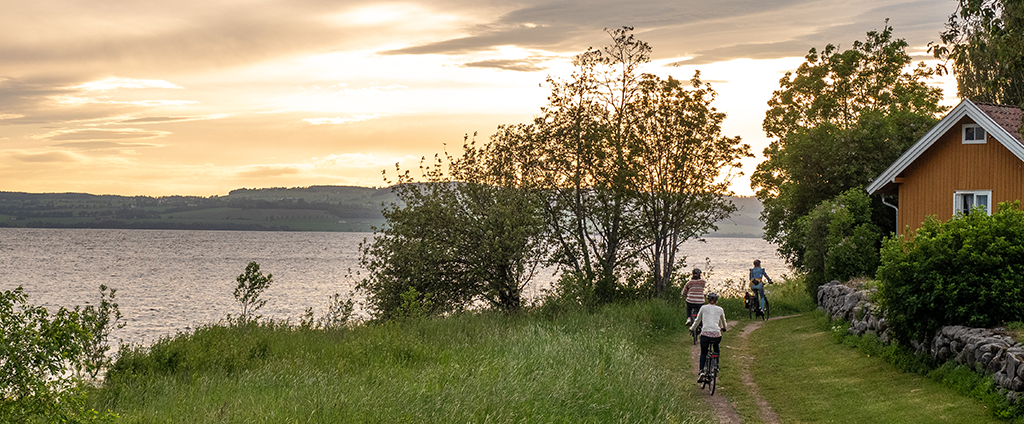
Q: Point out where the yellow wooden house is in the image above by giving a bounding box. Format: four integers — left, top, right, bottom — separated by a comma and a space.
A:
866, 99, 1024, 233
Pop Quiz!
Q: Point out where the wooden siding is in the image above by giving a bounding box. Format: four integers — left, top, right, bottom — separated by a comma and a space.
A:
896, 116, 1024, 234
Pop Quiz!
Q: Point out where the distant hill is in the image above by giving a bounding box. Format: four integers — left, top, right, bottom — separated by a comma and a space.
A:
0, 186, 763, 236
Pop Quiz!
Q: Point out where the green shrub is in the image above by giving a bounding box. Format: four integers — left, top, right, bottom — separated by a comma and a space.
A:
798, 188, 882, 296
765, 274, 817, 315
877, 201, 1024, 342
1, 286, 121, 423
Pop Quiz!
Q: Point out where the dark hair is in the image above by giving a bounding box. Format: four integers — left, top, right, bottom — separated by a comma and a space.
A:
692, 268, 702, 278
753, 259, 761, 267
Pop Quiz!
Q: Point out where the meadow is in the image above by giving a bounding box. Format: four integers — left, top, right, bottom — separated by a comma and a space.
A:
80, 277, 1019, 423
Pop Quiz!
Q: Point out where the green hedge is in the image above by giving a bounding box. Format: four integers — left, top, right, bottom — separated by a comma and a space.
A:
877, 201, 1024, 342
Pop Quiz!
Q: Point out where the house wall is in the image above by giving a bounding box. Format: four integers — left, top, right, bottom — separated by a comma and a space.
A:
896, 116, 1024, 233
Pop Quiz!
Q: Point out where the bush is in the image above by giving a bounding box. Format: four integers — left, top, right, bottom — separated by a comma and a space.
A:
1, 286, 121, 423
797, 188, 882, 296
877, 201, 1024, 343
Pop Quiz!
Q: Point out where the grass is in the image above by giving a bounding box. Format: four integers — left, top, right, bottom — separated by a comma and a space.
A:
89, 303, 712, 423
1007, 321, 1024, 344
750, 313, 1007, 423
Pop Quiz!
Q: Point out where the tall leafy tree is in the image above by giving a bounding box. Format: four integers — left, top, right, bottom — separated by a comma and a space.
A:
632, 74, 749, 296
752, 23, 945, 268
932, 0, 1024, 107
494, 28, 748, 300
356, 137, 547, 320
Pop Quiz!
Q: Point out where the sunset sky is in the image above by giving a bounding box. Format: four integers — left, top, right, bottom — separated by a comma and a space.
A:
1, 0, 960, 197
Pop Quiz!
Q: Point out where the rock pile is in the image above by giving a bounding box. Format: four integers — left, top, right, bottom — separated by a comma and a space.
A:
817, 280, 1024, 402
816, 281, 887, 341
931, 325, 1024, 399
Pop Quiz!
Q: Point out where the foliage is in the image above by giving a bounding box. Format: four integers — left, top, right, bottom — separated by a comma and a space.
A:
932, 0, 1024, 107
357, 137, 547, 321
763, 273, 818, 315
752, 22, 944, 268
232, 261, 273, 322
797, 188, 882, 295
108, 320, 281, 379
492, 27, 748, 301
1, 286, 121, 423
877, 201, 1024, 343
633, 74, 749, 296
300, 292, 356, 330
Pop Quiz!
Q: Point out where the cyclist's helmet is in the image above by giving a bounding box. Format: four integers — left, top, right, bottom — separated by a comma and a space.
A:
692, 268, 702, 278
706, 292, 719, 302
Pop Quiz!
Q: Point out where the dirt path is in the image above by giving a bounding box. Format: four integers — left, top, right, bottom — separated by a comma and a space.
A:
689, 332, 743, 423
690, 315, 797, 424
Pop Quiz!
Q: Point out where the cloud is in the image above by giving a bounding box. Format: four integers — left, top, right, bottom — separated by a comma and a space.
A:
314, 153, 420, 169
235, 165, 303, 179
119, 114, 231, 124
50, 141, 162, 150
8, 150, 80, 163
461, 58, 548, 72
302, 114, 384, 125
73, 78, 183, 91
41, 128, 171, 141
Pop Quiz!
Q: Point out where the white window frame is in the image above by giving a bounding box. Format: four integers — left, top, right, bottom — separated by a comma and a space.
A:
954, 190, 992, 215
962, 124, 987, 144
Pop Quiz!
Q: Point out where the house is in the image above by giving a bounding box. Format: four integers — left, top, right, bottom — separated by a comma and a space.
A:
866, 99, 1024, 234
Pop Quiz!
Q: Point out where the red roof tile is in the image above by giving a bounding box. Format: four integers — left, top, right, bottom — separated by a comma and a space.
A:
976, 102, 1024, 146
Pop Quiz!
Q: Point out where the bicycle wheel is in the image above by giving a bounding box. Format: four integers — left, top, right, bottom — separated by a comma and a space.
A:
763, 298, 770, 320
709, 356, 718, 395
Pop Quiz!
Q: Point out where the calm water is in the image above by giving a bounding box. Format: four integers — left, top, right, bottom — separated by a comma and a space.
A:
0, 228, 785, 347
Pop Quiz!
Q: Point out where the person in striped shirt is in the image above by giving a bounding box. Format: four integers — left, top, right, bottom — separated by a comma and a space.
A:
682, 268, 707, 325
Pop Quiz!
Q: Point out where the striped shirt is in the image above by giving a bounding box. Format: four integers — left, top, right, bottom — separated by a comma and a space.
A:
682, 278, 707, 304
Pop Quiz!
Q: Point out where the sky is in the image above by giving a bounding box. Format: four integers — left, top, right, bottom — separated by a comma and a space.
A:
0, 0, 961, 197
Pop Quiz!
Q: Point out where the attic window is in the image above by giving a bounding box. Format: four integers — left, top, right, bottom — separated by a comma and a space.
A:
954, 190, 992, 215
962, 124, 986, 144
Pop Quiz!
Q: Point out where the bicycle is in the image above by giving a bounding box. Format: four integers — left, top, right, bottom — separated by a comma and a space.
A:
690, 309, 701, 345
747, 290, 770, 321
700, 349, 719, 395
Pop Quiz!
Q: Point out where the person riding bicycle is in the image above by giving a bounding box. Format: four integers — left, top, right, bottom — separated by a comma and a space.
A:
682, 268, 707, 325
748, 259, 773, 312
690, 292, 727, 383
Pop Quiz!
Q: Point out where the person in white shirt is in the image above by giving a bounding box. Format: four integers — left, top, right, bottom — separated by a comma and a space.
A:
689, 292, 728, 383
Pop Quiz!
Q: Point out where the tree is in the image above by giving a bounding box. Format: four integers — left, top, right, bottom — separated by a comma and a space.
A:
797, 188, 882, 295
752, 23, 945, 268
497, 28, 748, 300
632, 74, 749, 296
356, 137, 547, 321
932, 0, 1024, 107
233, 261, 273, 322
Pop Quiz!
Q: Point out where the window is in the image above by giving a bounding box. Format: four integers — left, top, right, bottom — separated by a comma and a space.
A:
962, 124, 986, 144
954, 190, 992, 215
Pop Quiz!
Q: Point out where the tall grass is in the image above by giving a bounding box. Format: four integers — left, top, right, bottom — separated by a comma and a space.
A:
90, 302, 711, 423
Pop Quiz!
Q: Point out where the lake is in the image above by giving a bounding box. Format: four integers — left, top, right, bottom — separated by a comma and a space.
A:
0, 228, 787, 347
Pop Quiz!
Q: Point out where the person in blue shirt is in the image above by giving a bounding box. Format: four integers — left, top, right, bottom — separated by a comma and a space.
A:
748, 259, 773, 311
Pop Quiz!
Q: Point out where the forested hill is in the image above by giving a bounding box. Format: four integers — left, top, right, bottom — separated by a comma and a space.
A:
0, 186, 764, 236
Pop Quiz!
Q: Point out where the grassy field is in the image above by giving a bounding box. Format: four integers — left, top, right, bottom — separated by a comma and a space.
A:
750, 313, 1007, 423
89, 303, 713, 423
80, 276, 1015, 423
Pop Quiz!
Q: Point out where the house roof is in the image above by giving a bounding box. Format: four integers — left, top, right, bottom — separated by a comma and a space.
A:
866, 99, 1024, 195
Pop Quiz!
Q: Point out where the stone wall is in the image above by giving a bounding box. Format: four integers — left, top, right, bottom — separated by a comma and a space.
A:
817, 280, 1024, 402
